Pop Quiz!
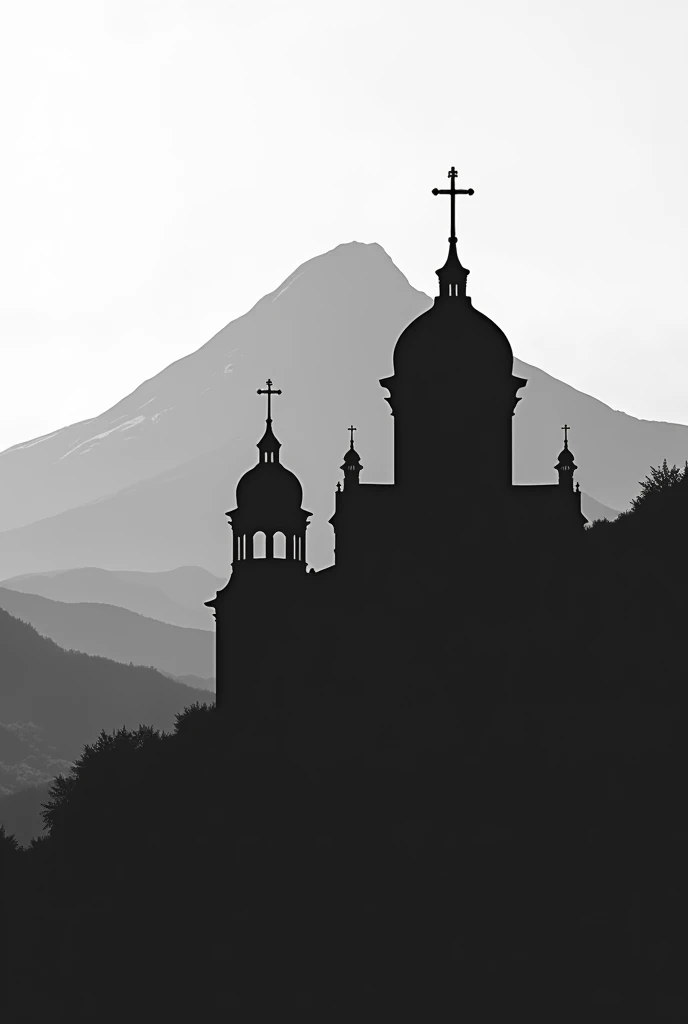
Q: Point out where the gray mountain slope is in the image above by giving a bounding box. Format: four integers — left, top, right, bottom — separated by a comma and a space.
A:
0, 606, 213, 797
0, 241, 682, 576
0, 566, 220, 629
0, 242, 425, 533
0, 587, 215, 679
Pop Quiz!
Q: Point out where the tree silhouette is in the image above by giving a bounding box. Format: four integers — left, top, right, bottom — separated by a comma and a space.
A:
0, 823, 19, 862
630, 458, 687, 513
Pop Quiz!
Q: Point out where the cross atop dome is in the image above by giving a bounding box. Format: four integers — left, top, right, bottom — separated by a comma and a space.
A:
432, 166, 474, 245
432, 166, 474, 300
257, 379, 282, 423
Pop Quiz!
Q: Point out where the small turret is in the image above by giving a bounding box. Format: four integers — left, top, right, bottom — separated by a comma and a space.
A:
341, 425, 362, 490
555, 424, 577, 490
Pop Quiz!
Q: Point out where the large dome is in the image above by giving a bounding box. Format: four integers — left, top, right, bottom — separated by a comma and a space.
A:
236, 461, 303, 511
392, 297, 514, 382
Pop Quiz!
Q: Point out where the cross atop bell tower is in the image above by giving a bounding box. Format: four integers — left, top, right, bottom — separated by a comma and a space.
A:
256, 378, 283, 464
432, 166, 474, 300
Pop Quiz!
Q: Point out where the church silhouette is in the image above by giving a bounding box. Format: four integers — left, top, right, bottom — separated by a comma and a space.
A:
207, 168, 587, 747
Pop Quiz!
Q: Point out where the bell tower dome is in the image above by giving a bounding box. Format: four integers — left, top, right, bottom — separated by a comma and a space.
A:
226, 380, 311, 570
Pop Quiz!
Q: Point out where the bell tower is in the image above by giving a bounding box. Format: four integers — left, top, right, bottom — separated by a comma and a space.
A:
207, 380, 311, 715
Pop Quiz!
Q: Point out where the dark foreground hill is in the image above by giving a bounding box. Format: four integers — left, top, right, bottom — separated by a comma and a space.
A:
4, 479, 688, 1020
0, 587, 215, 681
0, 608, 213, 792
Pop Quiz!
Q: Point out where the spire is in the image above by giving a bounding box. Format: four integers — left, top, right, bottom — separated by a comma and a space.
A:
341, 424, 362, 489
256, 379, 282, 463
432, 166, 474, 300
555, 424, 577, 489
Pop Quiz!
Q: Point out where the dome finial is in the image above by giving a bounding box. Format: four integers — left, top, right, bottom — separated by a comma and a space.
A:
348, 424, 357, 449
562, 423, 570, 449
256, 379, 283, 462
432, 166, 474, 300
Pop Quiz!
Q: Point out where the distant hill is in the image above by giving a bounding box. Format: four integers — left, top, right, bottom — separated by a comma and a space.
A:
163, 672, 215, 692
0, 607, 213, 794
0, 241, 681, 577
0, 587, 215, 680
580, 493, 620, 524
0, 566, 220, 630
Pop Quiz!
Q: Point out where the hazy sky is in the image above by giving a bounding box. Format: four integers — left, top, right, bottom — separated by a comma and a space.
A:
1, 0, 687, 451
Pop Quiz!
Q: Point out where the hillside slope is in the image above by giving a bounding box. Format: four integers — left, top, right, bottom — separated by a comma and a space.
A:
0, 566, 220, 630
0, 608, 213, 793
0, 587, 215, 679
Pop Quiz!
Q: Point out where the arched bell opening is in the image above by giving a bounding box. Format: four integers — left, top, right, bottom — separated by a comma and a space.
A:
274, 532, 286, 559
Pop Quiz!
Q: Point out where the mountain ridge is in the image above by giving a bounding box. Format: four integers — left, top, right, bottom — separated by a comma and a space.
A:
0, 586, 215, 679
0, 565, 221, 630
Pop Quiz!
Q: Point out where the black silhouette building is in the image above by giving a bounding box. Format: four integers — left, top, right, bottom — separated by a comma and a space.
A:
209, 168, 587, 731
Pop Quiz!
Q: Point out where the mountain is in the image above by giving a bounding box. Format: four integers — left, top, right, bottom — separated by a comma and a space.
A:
0, 587, 215, 680
0, 241, 682, 576
0, 608, 213, 794
0, 566, 220, 630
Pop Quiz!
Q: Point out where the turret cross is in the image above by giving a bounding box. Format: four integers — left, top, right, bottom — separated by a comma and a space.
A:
432, 166, 474, 244
257, 378, 282, 421
562, 423, 570, 446
348, 424, 356, 448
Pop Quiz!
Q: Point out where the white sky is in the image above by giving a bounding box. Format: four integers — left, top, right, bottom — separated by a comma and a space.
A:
0, 0, 687, 451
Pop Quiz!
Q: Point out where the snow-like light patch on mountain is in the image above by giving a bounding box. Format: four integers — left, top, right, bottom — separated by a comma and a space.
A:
223, 365, 233, 373
58, 416, 146, 460
2, 430, 63, 455
272, 271, 305, 302
151, 408, 172, 423
138, 397, 156, 409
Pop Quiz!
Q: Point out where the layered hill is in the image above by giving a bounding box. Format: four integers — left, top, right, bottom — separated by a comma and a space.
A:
0, 607, 213, 794
0, 566, 220, 630
0, 241, 683, 576
0, 587, 215, 681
